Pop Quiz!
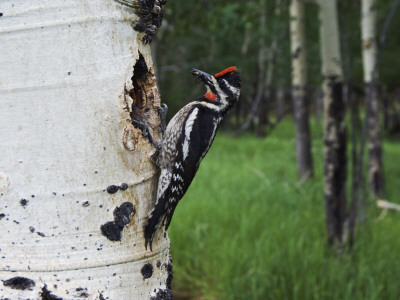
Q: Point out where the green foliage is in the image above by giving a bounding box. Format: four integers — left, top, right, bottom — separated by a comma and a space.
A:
156, 0, 291, 118
168, 120, 400, 299
156, 0, 400, 120
376, 0, 400, 88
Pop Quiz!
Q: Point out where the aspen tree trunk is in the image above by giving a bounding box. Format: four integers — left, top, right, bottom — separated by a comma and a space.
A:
290, 0, 314, 180
0, 1, 172, 299
318, 0, 348, 247
361, 0, 385, 197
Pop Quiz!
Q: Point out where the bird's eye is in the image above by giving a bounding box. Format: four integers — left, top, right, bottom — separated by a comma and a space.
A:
230, 72, 234, 75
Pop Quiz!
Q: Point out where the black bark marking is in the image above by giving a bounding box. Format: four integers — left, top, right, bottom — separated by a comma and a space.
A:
0, 213, 5, 220
292, 46, 302, 59
20, 198, 28, 207
165, 259, 173, 289
120, 183, 129, 191
2, 276, 35, 290
106, 183, 129, 194
100, 222, 122, 241
324, 77, 347, 246
141, 263, 154, 279
75, 287, 89, 298
132, 0, 167, 44
41, 284, 63, 300
113, 202, 135, 227
82, 201, 90, 207
100, 202, 135, 241
150, 289, 174, 300
106, 185, 120, 194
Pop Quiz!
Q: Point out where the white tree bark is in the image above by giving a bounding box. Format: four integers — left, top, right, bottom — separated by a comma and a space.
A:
318, 0, 343, 81
290, 0, 307, 88
0, 0, 171, 298
361, 0, 377, 82
290, 0, 313, 180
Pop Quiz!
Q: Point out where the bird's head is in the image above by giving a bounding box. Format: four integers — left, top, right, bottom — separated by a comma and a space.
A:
191, 66, 241, 108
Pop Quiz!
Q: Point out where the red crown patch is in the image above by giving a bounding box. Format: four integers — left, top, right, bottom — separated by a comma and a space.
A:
214, 66, 237, 78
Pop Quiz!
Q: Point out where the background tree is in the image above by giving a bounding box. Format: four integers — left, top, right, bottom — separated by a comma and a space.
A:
361, 0, 385, 197
318, 0, 348, 247
0, 1, 171, 298
290, 0, 314, 180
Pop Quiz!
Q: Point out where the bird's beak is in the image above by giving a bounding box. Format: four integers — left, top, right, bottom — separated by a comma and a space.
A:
191, 68, 213, 86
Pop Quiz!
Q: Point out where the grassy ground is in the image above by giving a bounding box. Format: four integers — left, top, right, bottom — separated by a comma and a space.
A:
168, 119, 400, 300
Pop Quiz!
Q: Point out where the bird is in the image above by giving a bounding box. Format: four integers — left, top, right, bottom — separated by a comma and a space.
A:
134, 66, 241, 250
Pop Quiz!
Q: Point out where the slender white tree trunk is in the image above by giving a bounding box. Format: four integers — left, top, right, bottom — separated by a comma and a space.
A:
318, 0, 348, 247
0, 1, 171, 298
290, 0, 313, 180
361, 0, 377, 81
361, 0, 385, 196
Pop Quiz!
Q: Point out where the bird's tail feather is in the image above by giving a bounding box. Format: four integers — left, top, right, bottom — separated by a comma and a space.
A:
164, 204, 178, 231
144, 195, 167, 251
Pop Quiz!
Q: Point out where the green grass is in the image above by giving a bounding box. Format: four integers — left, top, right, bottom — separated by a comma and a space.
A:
168, 120, 400, 300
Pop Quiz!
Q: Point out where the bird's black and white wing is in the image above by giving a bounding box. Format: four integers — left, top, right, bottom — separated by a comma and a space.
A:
144, 103, 219, 249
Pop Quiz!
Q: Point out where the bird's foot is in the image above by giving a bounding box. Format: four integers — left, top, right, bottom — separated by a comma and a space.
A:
158, 103, 168, 134
131, 118, 158, 148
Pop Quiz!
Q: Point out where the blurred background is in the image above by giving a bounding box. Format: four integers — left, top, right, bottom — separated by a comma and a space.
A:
151, 0, 400, 299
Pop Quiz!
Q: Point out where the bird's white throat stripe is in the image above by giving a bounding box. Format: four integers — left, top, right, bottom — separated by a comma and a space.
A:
222, 79, 239, 96
183, 108, 199, 160
212, 77, 228, 109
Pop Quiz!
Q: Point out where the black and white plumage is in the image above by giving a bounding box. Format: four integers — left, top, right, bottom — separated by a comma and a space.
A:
143, 67, 241, 250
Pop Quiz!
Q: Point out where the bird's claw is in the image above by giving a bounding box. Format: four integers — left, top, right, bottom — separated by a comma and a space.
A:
158, 103, 168, 134
131, 118, 158, 148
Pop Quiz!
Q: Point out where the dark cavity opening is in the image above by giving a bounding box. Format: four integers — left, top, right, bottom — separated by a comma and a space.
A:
129, 52, 149, 121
